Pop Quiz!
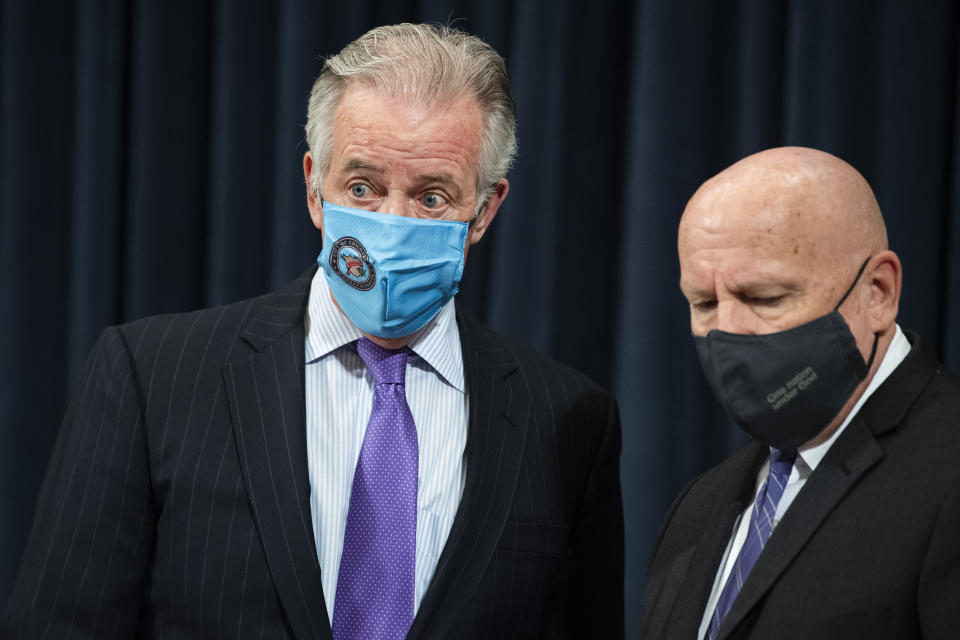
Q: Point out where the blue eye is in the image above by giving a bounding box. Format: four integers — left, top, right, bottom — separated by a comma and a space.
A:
350, 184, 369, 198
422, 192, 445, 208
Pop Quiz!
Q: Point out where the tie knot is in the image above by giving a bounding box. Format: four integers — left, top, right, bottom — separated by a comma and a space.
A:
356, 337, 408, 385
769, 447, 797, 475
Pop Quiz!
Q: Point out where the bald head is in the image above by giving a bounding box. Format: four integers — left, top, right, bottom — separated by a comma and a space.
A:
681, 147, 887, 272
678, 146, 901, 340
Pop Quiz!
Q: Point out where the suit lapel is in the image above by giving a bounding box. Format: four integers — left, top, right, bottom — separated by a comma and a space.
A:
223, 269, 333, 640
717, 333, 938, 639
718, 416, 883, 638
665, 443, 768, 639
407, 313, 529, 639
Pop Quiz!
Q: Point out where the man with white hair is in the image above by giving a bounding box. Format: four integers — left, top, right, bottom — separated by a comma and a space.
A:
642, 147, 960, 639
4, 24, 624, 639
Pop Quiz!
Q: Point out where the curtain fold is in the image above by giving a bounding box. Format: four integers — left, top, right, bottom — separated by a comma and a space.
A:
2, 1, 957, 635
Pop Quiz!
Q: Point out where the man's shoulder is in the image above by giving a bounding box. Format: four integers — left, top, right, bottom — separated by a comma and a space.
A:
868, 336, 960, 493
913, 351, 960, 413
110, 268, 314, 366
454, 307, 611, 401
866, 331, 960, 442
907, 361, 960, 437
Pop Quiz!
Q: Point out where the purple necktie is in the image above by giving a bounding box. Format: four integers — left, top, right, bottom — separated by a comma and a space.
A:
706, 448, 796, 640
332, 338, 419, 640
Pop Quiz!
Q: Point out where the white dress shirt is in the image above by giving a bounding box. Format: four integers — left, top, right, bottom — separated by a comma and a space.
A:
304, 269, 468, 621
698, 325, 912, 638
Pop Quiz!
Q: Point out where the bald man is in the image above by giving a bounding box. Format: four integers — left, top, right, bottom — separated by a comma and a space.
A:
642, 147, 960, 639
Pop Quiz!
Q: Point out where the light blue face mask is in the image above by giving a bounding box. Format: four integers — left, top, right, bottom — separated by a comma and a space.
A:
317, 201, 468, 339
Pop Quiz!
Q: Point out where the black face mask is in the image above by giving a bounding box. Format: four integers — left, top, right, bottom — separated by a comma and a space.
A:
693, 258, 878, 451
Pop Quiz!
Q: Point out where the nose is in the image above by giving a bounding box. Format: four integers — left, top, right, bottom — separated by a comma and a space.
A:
715, 300, 760, 335
377, 190, 414, 218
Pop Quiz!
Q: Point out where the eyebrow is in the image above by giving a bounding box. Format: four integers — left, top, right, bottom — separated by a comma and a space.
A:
339, 162, 457, 187
338, 161, 465, 202
731, 278, 801, 294
678, 282, 708, 300
419, 173, 456, 186
420, 173, 463, 199
341, 158, 384, 173
678, 278, 801, 298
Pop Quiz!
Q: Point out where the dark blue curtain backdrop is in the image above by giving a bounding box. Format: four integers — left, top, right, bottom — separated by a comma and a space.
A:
2, 1, 959, 635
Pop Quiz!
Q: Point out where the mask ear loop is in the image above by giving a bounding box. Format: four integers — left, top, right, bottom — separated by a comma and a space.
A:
864, 333, 879, 370
469, 182, 498, 229
833, 256, 872, 311
835, 256, 880, 371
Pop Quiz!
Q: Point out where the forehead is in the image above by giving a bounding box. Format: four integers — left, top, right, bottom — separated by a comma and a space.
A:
678, 184, 826, 290
679, 229, 812, 292
329, 84, 485, 179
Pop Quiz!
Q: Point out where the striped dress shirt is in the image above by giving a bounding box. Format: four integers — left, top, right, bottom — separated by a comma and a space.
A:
304, 270, 468, 621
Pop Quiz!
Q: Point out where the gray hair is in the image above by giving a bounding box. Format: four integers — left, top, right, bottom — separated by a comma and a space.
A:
304, 23, 517, 210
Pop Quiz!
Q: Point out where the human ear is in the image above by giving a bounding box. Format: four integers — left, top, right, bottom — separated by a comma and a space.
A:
303, 152, 324, 230
467, 179, 509, 245
863, 250, 902, 333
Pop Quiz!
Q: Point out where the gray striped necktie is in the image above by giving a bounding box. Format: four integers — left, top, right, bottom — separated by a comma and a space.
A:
706, 447, 796, 640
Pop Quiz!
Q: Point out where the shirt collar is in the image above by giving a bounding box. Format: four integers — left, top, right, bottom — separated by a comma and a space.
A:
796, 324, 911, 473
305, 268, 465, 393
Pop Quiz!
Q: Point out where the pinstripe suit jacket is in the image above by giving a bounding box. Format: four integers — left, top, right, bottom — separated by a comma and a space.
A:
3, 267, 624, 639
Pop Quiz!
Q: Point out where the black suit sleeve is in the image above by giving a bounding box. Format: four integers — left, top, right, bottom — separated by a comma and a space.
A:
561, 393, 625, 638
918, 469, 960, 638
3, 326, 156, 638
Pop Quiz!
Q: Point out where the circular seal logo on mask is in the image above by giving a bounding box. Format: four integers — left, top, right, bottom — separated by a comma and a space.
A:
330, 237, 376, 290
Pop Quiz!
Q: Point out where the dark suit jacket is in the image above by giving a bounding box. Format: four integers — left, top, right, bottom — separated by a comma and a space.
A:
642, 332, 960, 640
3, 268, 624, 639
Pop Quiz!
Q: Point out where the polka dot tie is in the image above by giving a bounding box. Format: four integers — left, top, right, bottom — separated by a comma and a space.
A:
706, 447, 796, 640
332, 338, 418, 640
